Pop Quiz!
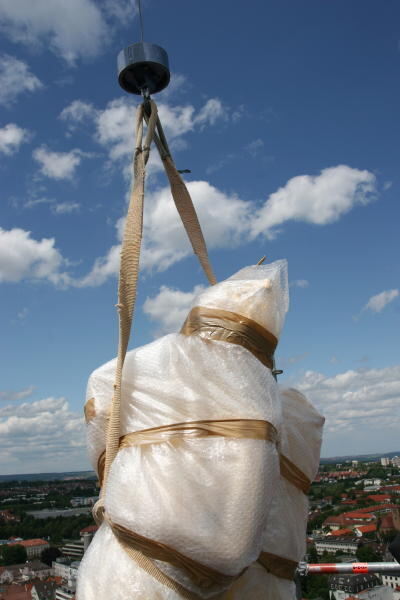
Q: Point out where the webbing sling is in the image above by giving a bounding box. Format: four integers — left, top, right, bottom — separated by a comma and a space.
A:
94, 100, 217, 520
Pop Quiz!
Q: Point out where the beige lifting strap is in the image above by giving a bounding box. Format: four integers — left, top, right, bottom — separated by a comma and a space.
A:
94, 99, 216, 523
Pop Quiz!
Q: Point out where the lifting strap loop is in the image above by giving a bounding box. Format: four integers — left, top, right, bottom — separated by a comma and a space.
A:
94, 99, 217, 523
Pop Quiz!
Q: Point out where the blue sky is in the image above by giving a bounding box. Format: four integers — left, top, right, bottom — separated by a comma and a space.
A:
0, 0, 399, 474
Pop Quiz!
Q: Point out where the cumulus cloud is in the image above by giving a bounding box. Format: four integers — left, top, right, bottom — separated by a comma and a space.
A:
251, 165, 377, 239
0, 54, 42, 106
0, 386, 35, 402
364, 289, 399, 313
33, 146, 85, 180
0, 0, 134, 65
0, 227, 69, 285
143, 284, 205, 334
60, 98, 378, 287
60, 99, 95, 125
60, 96, 229, 170
0, 395, 86, 474
76, 180, 252, 286
0, 123, 31, 155
77, 165, 376, 286
293, 365, 400, 455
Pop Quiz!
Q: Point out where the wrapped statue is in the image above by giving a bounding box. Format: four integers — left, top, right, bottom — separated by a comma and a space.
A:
77, 259, 295, 599
225, 388, 324, 599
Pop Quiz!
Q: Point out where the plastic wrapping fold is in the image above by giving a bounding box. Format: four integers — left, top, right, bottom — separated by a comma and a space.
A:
226, 388, 325, 600
77, 261, 289, 599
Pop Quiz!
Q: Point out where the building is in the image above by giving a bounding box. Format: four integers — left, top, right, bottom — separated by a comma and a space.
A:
31, 580, 58, 600
392, 457, 400, 468
329, 573, 392, 599
0, 582, 33, 599
0, 510, 19, 523
8, 539, 49, 559
330, 529, 354, 537
368, 495, 392, 504
60, 526, 96, 560
381, 571, 400, 590
354, 524, 377, 537
55, 577, 77, 600
52, 558, 80, 581
315, 536, 363, 556
381, 458, 391, 467
60, 539, 84, 560
70, 496, 98, 507
0, 561, 51, 584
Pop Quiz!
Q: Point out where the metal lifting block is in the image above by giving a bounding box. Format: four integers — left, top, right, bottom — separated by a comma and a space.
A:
117, 42, 170, 95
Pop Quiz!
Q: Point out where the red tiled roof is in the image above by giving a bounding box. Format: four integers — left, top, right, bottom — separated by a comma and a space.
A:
80, 525, 98, 534
323, 515, 345, 525
355, 524, 377, 533
367, 494, 391, 502
356, 504, 397, 513
330, 528, 353, 536
0, 584, 32, 600
343, 511, 376, 519
8, 538, 48, 548
380, 514, 394, 530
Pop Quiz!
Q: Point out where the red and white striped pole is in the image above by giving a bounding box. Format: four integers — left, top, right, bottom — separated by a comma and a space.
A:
300, 562, 400, 575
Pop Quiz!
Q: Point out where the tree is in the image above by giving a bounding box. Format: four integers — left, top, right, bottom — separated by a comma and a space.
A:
41, 546, 61, 566
308, 545, 319, 563
356, 545, 380, 562
0, 544, 27, 566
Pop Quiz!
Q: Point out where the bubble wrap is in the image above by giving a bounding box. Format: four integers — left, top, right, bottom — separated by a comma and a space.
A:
225, 387, 324, 600
78, 260, 289, 599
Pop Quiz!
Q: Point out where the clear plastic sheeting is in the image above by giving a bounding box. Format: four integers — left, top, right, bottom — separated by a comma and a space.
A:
77, 522, 185, 600
195, 260, 289, 338
78, 260, 290, 599
226, 388, 324, 600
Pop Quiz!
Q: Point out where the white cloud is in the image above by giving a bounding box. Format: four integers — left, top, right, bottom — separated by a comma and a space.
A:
33, 146, 84, 180
60, 99, 96, 125
0, 395, 86, 474
0, 0, 134, 65
76, 180, 252, 286
24, 196, 54, 209
143, 284, 205, 334
245, 138, 264, 157
73, 244, 120, 288
141, 180, 252, 272
290, 279, 309, 288
0, 386, 34, 402
76, 165, 378, 286
61, 96, 229, 168
364, 289, 399, 313
0, 123, 31, 155
51, 201, 80, 215
293, 365, 400, 455
194, 98, 226, 128
0, 54, 42, 106
0, 227, 69, 285
251, 165, 377, 239
60, 98, 379, 287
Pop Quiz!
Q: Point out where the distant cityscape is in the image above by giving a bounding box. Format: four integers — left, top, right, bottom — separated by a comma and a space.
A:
0, 454, 399, 599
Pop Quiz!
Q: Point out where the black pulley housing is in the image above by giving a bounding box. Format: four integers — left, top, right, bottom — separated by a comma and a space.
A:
117, 42, 170, 95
